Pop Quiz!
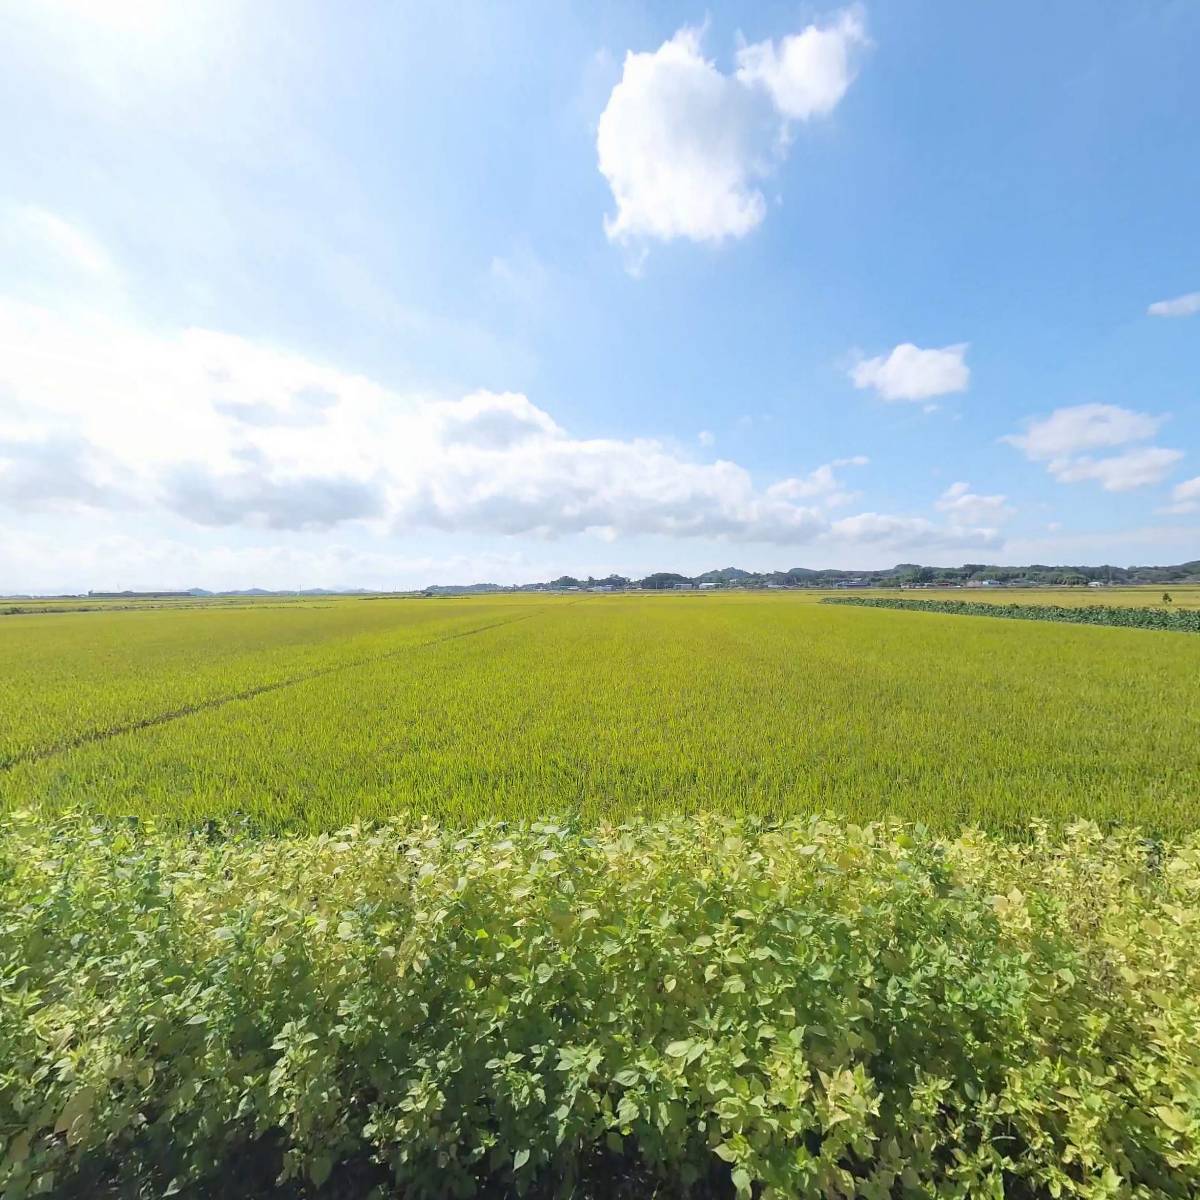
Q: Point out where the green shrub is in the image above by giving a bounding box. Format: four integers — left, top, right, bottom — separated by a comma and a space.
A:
821, 595, 1200, 632
2, 813, 1198, 1198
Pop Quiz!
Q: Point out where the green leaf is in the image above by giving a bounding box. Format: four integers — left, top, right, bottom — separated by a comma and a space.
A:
513, 1148, 530, 1170
310, 1154, 332, 1188
1154, 1105, 1190, 1134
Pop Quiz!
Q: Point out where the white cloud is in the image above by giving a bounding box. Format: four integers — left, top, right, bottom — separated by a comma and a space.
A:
0, 300, 993, 560
596, 28, 768, 245
5, 205, 115, 277
697, 430, 715, 447
1045, 447, 1183, 493
934, 481, 1014, 526
1158, 475, 1200, 515
850, 343, 969, 402
596, 11, 866, 246
735, 8, 866, 120
1002, 403, 1181, 493
1002, 403, 1163, 459
824, 513, 1000, 551
766, 455, 867, 507
1147, 291, 1200, 318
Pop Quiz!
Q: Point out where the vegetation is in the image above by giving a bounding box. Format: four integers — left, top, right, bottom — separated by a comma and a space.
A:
12, 561, 1198, 607
2, 811, 1198, 1199
485, 561, 1200, 592
3, 594, 1200, 833
822, 595, 1200, 632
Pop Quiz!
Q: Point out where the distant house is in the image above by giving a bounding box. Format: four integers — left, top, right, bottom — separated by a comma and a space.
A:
674, 582, 696, 590
966, 579, 1000, 588
1087, 581, 1107, 588
698, 582, 718, 589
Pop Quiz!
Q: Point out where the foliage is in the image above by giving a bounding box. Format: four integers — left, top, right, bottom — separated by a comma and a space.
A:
3, 594, 1200, 833
1, 812, 1199, 1198
821, 595, 1200, 632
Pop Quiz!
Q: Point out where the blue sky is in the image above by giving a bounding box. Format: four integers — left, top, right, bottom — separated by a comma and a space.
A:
1, 0, 1197, 591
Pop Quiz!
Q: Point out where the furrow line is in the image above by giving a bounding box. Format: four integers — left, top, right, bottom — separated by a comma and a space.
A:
1, 606, 552, 772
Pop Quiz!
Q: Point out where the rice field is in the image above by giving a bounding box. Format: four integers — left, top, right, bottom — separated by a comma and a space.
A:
3, 590, 1198, 833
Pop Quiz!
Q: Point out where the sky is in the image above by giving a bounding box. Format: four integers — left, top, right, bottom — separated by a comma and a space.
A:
1, 0, 1197, 592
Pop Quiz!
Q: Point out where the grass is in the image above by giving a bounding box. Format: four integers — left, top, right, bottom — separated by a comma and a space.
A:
3, 591, 1198, 833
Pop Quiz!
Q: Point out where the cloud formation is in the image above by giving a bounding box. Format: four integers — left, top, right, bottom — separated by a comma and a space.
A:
1003, 403, 1182, 492
850, 342, 969, 402
1147, 291, 1200, 318
0, 300, 998, 554
4, 205, 115, 277
735, 9, 867, 120
767, 455, 868, 508
1044, 448, 1183, 493
1002, 403, 1162, 459
596, 10, 866, 246
1159, 476, 1200, 515
934, 481, 1014, 526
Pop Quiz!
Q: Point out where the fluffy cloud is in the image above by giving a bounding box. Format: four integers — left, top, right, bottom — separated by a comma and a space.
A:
597, 28, 767, 245
1160, 476, 1200, 515
596, 11, 866, 246
766, 455, 867, 507
1045, 448, 1183, 493
1002, 403, 1163, 459
1002, 403, 1181, 493
1147, 291, 1200, 318
734, 9, 867, 120
0, 300, 995, 557
850, 343, 969, 402
934, 481, 1014, 526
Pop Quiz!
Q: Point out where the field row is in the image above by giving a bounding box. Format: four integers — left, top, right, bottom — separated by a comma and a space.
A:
822, 595, 1200, 631
0, 595, 554, 766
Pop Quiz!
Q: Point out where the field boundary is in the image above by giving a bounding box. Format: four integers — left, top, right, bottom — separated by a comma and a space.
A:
0, 604, 561, 772
821, 594, 1200, 631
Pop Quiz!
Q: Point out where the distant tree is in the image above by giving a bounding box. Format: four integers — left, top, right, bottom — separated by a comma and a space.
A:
1163, 592, 1173, 604
640, 572, 689, 590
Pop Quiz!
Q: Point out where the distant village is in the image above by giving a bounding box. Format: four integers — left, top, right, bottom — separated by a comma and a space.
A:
8, 559, 1189, 604
422, 559, 1200, 596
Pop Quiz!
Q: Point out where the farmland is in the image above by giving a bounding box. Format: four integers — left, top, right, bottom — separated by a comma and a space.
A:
2, 589, 1199, 833
4, 589, 1200, 1197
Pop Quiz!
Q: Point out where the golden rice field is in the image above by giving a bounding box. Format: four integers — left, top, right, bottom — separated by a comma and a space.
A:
3, 589, 1198, 833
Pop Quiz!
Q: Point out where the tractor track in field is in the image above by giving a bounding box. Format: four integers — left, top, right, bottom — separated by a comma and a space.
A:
1, 603, 574, 772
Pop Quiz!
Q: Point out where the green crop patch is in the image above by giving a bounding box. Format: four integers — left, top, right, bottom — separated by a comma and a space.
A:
2, 812, 1198, 1198
822, 594, 1200, 632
